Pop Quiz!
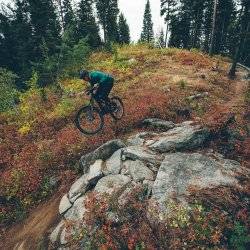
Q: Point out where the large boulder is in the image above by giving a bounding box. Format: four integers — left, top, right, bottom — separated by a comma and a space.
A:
121, 160, 154, 182
121, 146, 163, 165
80, 139, 126, 173
127, 132, 158, 146
103, 149, 122, 175
68, 160, 104, 203
94, 175, 131, 194
148, 122, 210, 153
142, 118, 175, 131
59, 194, 72, 215
151, 152, 242, 212
49, 221, 65, 244
64, 196, 87, 221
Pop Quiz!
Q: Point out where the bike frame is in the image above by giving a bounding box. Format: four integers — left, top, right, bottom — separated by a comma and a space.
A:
86, 90, 107, 116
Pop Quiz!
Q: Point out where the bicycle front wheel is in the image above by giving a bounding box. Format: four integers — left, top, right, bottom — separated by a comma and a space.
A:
75, 106, 104, 135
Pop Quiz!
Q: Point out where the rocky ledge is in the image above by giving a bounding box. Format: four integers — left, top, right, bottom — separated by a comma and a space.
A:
49, 119, 247, 248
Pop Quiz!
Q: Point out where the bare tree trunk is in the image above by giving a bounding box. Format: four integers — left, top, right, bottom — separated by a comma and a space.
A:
209, 0, 218, 56
165, 22, 169, 47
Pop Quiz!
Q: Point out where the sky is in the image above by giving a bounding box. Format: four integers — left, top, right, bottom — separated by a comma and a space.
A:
118, 0, 165, 41
0, 0, 166, 42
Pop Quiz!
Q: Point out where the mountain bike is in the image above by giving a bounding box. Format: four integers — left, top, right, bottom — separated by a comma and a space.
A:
75, 88, 124, 135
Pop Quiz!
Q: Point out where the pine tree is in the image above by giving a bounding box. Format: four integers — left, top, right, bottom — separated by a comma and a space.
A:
77, 0, 101, 48
161, 0, 178, 47
240, 0, 250, 66
0, 1, 34, 88
190, 0, 205, 48
140, 0, 154, 43
215, 0, 236, 54
95, 0, 119, 43
62, 0, 75, 29
11, 0, 34, 81
27, 0, 61, 59
0, 8, 14, 70
118, 13, 130, 44
168, 0, 192, 48
229, 0, 250, 77
203, 0, 213, 52
156, 28, 165, 48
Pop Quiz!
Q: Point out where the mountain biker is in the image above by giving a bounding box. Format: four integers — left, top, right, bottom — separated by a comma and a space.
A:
79, 70, 114, 107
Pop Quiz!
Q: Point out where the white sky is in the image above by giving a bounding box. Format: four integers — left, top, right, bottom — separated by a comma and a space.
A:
0, 0, 166, 42
119, 0, 165, 41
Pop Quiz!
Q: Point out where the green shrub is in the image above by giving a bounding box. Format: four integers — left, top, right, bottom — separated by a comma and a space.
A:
60, 38, 91, 76
0, 68, 18, 112
178, 79, 188, 89
49, 97, 75, 118
229, 221, 250, 250
35, 176, 55, 202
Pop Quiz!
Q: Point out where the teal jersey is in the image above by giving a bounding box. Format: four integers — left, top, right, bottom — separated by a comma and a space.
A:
89, 71, 113, 86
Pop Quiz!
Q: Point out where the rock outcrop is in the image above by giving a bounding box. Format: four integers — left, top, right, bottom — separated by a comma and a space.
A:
50, 119, 246, 248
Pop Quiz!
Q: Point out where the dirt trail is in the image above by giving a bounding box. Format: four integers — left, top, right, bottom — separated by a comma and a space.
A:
0, 191, 64, 250
226, 71, 248, 110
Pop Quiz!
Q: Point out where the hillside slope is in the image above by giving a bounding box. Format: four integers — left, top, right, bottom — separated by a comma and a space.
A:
0, 45, 249, 249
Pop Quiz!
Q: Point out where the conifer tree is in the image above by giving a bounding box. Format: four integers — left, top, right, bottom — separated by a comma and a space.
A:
190, 0, 205, 48
156, 29, 165, 48
62, 0, 75, 29
77, 0, 101, 48
215, 0, 236, 54
0, 1, 34, 88
203, 0, 213, 52
229, 0, 250, 77
0, 8, 14, 70
160, 0, 177, 47
11, 0, 34, 80
95, 0, 119, 43
140, 0, 154, 43
27, 0, 61, 59
118, 13, 130, 44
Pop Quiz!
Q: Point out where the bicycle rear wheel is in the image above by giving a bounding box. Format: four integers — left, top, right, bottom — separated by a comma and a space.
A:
75, 106, 104, 135
109, 97, 124, 120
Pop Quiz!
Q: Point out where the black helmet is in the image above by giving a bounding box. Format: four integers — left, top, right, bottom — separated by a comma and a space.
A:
79, 70, 89, 79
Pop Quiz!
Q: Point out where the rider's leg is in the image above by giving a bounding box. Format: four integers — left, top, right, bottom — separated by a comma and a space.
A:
94, 81, 114, 105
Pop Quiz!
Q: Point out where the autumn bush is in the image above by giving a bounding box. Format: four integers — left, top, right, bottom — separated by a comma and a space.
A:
61, 184, 250, 250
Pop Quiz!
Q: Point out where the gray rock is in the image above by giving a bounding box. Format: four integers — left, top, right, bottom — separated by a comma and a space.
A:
50, 221, 65, 244
94, 175, 131, 194
49, 176, 60, 188
127, 132, 158, 146
187, 92, 209, 101
122, 160, 154, 182
122, 146, 163, 165
69, 160, 104, 202
118, 182, 141, 206
103, 149, 122, 175
64, 196, 87, 221
149, 122, 210, 153
88, 159, 104, 179
59, 194, 72, 215
143, 180, 154, 197
142, 118, 175, 131
106, 211, 121, 224
151, 152, 241, 211
60, 227, 73, 245
79, 139, 126, 173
